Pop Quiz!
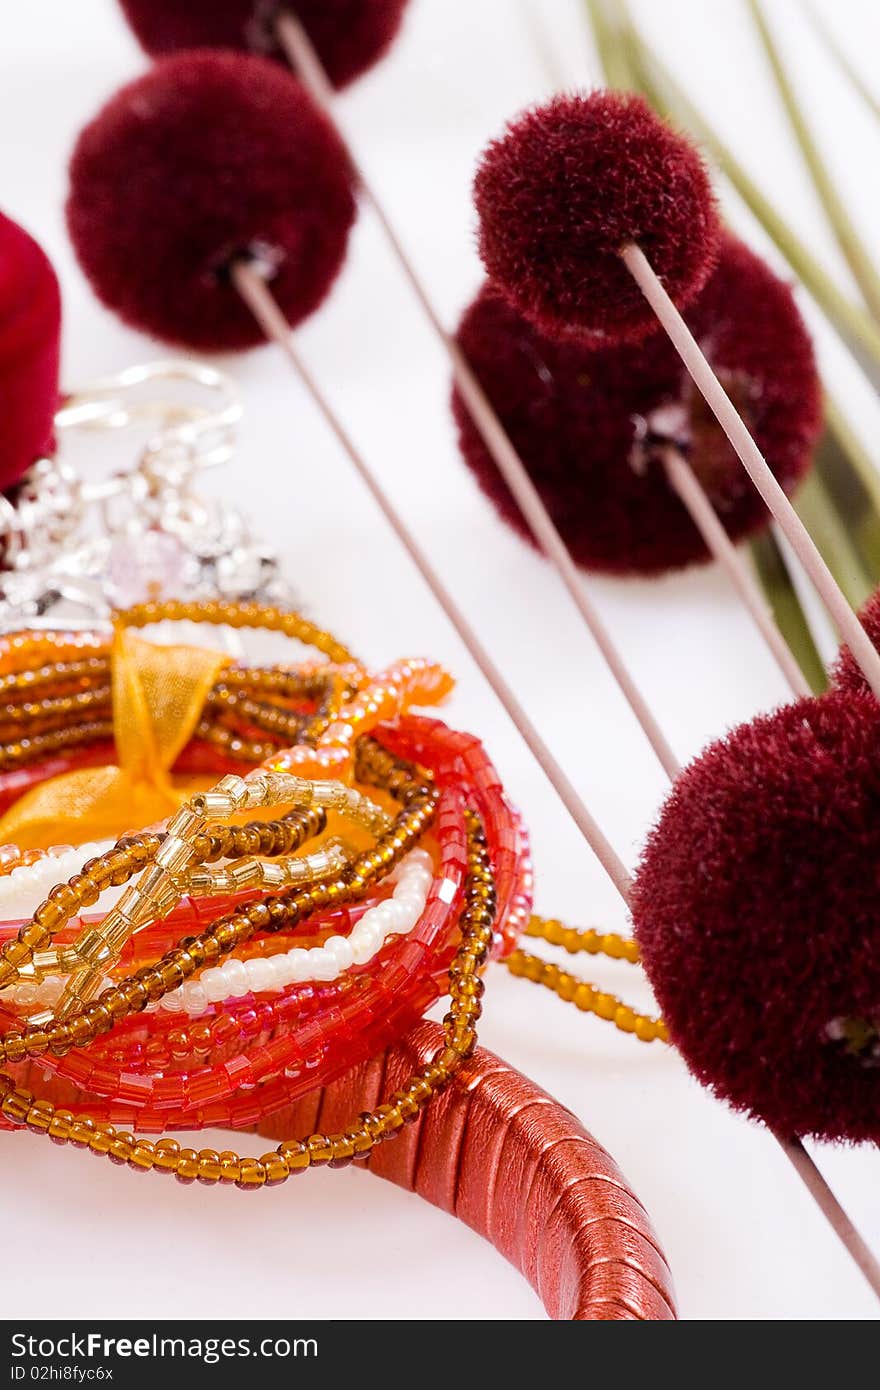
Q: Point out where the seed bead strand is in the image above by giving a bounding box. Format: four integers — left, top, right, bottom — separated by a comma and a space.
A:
0, 807, 329, 991
266, 659, 454, 781
118, 599, 355, 667
0, 721, 116, 772
0, 684, 112, 733
0, 598, 361, 774
504, 949, 668, 1044
0, 664, 357, 754
0, 630, 107, 678
0, 656, 110, 700
0, 810, 491, 1187
53, 770, 397, 1016
206, 667, 357, 745
0, 736, 433, 1000
0, 782, 438, 1067
526, 915, 641, 965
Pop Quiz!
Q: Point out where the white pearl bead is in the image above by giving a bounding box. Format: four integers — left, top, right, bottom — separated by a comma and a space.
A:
285, 948, 310, 984
406, 868, 433, 894
181, 981, 209, 1015
392, 891, 423, 922
160, 989, 185, 1012
384, 900, 411, 932
365, 902, 397, 933
201, 967, 228, 1002
267, 954, 294, 988
223, 958, 249, 997
307, 947, 337, 982
407, 848, 433, 870
245, 957, 274, 993
323, 935, 354, 971
350, 921, 383, 965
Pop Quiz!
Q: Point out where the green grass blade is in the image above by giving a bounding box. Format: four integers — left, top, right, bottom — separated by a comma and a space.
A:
585, 0, 638, 88
803, 0, 880, 124
749, 531, 828, 693
748, 0, 880, 324
817, 399, 880, 585
792, 468, 873, 609
616, 9, 880, 377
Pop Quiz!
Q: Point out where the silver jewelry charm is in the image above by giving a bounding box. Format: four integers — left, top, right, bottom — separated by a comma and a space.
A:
0, 360, 295, 632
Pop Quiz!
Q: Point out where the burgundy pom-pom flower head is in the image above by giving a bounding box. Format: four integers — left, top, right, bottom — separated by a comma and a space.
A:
474, 91, 721, 344
67, 51, 357, 351
633, 690, 880, 1143
454, 235, 821, 574
0, 211, 62, 493
118, 0, 410, 89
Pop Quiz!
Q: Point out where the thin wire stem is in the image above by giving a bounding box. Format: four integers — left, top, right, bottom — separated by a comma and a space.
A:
232, 261, 632, 902
622, 242, 880, 700
662, 449, 811, 697
275, 9, 679, 779
783, 1137, 880, 1297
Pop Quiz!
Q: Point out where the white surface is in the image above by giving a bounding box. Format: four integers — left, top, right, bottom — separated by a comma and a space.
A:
1, 0, 880, 1321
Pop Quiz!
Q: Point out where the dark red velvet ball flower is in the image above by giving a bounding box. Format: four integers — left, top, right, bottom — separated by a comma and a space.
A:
633, 689, 880, 1143
0, 211, 62, 493
831, 587, 880, 695
453, 235, 821, 574
473, 91, 721, 343
117, 0, 409, 89
67, 51, 356, 351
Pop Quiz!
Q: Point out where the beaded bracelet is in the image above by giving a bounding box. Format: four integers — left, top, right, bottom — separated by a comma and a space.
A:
0, 600, 525, 1128
0, 600, 672, 1318
0, 735, 520, 1129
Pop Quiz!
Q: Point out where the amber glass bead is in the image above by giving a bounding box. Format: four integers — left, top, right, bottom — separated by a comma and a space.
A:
235, 1158, 267, 1190
69, 1120, 97, 1148
218, 1151, 243, 1183
326, 1134, 355, 1168
25, 1100, 54, 1134
306, 1133, 333, 1166
574, 983, 596, 1012
359, 1112, 384, 1141
446, 1023, 476, 1056
196, 1149, 222, 1184
390, 1091, 421, 1123
108, 1136, 134, 1165
373, 1104, 403, 1136
261, 1152, 289, 1185
345, 1125, 373, 1157
175, 1148, 200, 1183
593, 993, 617, 1021
556, 972, 577, 1003
88, 1128, 115, 1156
278, 1139, 310, 1174
1, 1089, 32, 1125
129, 1141, 156, 1173
153, 1138, 181, 1173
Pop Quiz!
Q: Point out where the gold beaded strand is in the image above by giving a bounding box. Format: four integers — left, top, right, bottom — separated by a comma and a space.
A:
504, 949, 668, 1043
525, 914, 641, 964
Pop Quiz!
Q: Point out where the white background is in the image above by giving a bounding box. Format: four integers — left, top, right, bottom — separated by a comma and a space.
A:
1, 0, 880, 1321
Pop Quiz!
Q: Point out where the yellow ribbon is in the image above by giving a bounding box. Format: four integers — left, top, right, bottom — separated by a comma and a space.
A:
0, 626, 230, 850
